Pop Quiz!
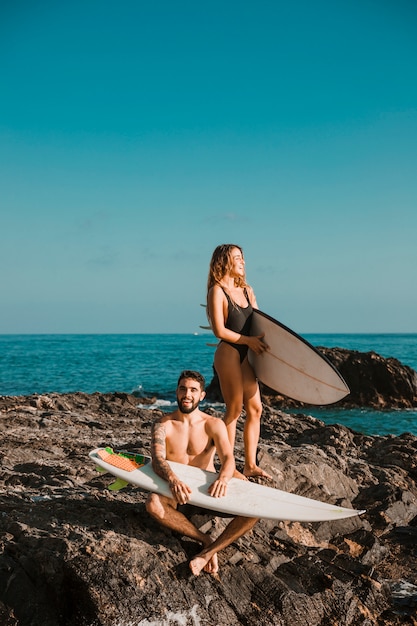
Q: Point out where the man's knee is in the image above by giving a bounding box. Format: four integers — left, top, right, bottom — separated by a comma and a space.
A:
146, 493, 165, 520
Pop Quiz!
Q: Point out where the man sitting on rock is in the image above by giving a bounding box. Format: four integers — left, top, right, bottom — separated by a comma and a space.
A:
146, 369, 258, 576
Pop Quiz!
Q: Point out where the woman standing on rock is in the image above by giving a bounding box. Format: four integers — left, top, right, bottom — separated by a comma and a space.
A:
206, 244, 271, 479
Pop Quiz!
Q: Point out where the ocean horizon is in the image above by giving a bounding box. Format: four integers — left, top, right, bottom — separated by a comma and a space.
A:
1, 332, 417, 438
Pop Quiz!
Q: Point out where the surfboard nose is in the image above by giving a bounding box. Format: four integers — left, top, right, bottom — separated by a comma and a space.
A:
249, 309, 350, 405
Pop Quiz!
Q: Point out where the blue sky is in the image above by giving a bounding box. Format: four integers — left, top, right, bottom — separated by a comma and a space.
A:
1, 0, 416, 334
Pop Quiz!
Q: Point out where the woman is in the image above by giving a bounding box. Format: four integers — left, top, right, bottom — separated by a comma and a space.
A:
206, 244, 271, 479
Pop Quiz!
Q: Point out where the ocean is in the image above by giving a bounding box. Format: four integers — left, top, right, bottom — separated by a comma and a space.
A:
1, 333, 416, 438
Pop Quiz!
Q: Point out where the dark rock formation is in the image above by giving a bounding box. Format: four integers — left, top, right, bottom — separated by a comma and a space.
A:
321, 348, 417, 409
1, 392, 417, 625
206, 348, 417, 409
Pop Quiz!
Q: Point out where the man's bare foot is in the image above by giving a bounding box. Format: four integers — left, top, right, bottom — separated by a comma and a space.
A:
189, 551, 218, 576
204, 553, 218, 574
244, 465, 272, 480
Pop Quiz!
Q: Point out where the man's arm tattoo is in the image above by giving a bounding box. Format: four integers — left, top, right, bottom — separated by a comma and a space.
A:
151, 421, 175, 483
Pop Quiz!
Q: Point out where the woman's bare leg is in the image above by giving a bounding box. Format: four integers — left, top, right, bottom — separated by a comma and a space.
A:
214, 343, 244, 451
242, 359, 271, 478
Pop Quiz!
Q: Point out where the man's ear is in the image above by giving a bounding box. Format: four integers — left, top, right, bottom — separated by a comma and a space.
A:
200, 390, 206, 401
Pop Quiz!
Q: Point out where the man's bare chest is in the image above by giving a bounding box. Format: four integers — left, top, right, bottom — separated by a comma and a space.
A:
167, 424, 212, 459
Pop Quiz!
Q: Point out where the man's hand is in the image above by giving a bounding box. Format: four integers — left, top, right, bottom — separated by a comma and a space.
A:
208, 477, 229, 498
169, 477, 192, 504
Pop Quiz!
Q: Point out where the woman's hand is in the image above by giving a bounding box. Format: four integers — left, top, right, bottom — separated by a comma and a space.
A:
245, 334, 269, 355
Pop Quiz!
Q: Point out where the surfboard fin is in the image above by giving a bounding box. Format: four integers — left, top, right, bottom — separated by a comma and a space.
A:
108, 478, 130, 491
94, 464, 129, 490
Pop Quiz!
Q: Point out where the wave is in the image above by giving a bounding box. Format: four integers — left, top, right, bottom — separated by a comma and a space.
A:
137, 399, 226, 413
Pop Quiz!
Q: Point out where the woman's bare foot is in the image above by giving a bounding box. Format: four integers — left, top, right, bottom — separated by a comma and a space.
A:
233, 468, 248, 481
244, 465, 272, 480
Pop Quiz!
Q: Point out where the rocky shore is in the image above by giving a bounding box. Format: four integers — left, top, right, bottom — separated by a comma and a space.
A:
0, 349, 417, 625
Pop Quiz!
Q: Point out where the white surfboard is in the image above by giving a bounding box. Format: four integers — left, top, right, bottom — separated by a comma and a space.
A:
90, 448, 365, 523
249, 309, 350, 405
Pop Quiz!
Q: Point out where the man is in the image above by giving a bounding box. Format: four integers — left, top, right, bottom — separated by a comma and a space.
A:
146, 370, 258, 576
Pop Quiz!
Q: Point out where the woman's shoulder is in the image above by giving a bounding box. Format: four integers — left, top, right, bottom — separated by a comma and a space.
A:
209, 283, 226, 298
244, 283, 254, 296
245, 284, 257, 304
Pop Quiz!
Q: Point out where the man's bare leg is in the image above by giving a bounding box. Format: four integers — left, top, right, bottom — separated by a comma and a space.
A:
146, 493, 209, 543
146, 493, 219, 572
189, 516, 258, 576
147, 495, 258, 576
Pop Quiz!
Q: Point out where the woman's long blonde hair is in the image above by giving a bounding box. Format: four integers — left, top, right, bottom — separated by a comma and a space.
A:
206, 244, 247, 319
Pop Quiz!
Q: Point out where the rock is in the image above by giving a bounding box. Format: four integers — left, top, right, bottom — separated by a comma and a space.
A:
320, 348, 417, 409
0, 393, 416, 625
206, 348, 417, 409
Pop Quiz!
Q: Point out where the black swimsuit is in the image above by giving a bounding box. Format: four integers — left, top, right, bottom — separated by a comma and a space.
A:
220, 287, 253, 363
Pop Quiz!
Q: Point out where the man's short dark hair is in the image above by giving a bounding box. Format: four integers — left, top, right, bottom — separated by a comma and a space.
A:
177, 370, 205, 390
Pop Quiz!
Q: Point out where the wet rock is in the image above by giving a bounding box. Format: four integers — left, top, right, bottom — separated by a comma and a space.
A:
0, 393, 416, 625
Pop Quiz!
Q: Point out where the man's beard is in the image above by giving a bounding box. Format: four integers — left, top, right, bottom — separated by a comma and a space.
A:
177, 397, 199, 414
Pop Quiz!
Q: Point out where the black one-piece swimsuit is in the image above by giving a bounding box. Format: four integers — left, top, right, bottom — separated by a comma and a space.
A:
220, 288, 253, 363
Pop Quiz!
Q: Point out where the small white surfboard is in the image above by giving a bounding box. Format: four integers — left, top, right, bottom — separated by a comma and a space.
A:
90, 448, 365, 523
249, 309, 350, 405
